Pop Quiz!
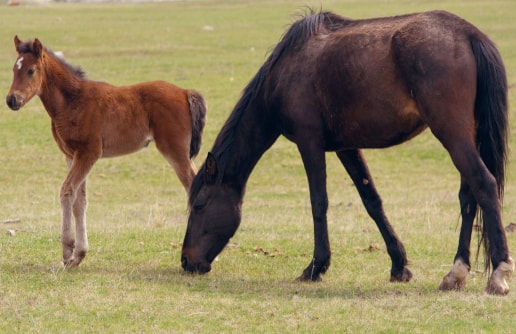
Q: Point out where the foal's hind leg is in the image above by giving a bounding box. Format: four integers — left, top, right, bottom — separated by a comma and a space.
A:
158, 149, 197, 193
336, 149, 412, 282
439, 179, 475, 291
153, 122, 197, 193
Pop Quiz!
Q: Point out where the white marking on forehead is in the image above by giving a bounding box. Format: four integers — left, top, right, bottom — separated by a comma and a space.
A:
16, 56, 24, 70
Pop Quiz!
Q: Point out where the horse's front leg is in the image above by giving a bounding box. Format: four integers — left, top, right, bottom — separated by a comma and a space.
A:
296, 143, 330, 281
336, 149, 412, 282
61, 152, 96, 268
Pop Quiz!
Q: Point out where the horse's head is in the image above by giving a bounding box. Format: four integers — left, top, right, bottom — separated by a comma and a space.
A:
181, 153, 242, 274
6, 35, 44, 111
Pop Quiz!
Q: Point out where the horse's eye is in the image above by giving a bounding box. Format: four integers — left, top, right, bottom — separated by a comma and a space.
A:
193, 201, 206, 213
27, 68, 35, 76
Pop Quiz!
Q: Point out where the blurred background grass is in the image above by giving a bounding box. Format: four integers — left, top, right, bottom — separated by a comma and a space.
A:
0, 1, 515, 332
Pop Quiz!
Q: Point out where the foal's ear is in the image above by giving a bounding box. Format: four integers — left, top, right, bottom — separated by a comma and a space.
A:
14, 35, 22, 50
204, 152, 218, 184
32, 38, 43, 58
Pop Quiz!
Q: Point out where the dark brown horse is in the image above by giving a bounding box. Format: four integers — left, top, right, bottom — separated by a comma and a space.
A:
6, 36, 207, 268
181, 10, 514, 295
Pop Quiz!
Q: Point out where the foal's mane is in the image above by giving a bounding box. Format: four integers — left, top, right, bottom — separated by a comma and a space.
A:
17, 39, 86, 79
189, 10, 347, 205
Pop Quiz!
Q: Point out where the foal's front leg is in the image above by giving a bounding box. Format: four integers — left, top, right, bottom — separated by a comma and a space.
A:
61, 154, 96, 268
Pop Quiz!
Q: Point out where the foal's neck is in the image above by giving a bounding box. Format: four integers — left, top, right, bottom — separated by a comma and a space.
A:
39, 51, 84, 118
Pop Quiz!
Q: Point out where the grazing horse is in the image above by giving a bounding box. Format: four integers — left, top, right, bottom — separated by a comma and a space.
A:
6, 36, 207, 268
181, 10, 514, 295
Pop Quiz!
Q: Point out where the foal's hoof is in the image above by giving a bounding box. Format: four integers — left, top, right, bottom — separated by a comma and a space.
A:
63, 259, 79, 269
390, 267, 413, 282
63, 251, 87, 269
486, 259, 514, 296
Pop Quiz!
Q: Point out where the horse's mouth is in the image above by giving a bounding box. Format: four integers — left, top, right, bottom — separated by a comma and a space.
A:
181, 255, 212, 274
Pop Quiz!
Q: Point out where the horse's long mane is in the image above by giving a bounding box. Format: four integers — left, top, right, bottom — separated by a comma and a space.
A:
189, 10, 347, 206
17, 39, 86, 79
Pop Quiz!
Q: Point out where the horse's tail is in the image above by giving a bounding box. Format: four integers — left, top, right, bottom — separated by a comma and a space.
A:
187, 90, 207, 159
470, 33, 509, 270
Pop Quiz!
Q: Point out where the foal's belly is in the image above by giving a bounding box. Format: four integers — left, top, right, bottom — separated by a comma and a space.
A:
101, 132, 153, 158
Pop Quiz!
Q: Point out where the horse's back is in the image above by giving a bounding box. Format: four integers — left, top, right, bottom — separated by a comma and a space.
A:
271, 10, 480, 150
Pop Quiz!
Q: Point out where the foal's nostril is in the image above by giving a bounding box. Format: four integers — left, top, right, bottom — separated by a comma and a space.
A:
6, 94, 20, 110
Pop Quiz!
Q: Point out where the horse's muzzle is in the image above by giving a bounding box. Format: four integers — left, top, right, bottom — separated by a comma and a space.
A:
6, 94, 22, 110
181, 255, 211, 274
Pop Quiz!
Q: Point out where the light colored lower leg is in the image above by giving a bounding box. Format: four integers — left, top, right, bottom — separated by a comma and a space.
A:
486, 257, 514, 295
71, 182, 89, 267
61, 189, 75, 264
439, 258, 470, 291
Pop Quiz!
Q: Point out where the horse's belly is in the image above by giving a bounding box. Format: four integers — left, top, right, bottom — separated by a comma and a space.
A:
327, 104, 427, 150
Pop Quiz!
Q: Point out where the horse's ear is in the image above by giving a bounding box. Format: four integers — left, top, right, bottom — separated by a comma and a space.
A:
32, 38, 43, 58
204, 152, 218, 184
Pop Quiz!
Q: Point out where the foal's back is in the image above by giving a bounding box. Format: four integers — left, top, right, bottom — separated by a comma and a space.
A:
78, 80, 193, 158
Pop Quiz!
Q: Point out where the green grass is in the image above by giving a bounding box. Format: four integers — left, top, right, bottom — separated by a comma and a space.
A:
1, 0, 515, 332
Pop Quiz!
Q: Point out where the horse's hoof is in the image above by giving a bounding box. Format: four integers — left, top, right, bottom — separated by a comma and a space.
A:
439, 271, 466, 291
439, 258, 469, 291
485, 259, 514, 296
390, 267, 413, 282
296, 270, 323, 282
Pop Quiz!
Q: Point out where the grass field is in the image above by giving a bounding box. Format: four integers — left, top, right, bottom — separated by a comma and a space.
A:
1, 0, 515, 332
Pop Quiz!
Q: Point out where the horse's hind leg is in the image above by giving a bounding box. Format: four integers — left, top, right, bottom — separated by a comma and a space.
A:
439, 179, 475, 291
336, 149, 412, 282
444, 142, 513, 294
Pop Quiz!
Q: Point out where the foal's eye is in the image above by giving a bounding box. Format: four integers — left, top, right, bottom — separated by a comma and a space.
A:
27, 68, 35, 76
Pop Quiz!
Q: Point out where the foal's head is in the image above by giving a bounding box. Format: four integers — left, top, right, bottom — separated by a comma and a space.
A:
6, 36, 46, 110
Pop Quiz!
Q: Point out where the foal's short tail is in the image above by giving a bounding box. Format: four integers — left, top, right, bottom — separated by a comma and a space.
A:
470, 33, 509, 269
186, 90, 207, 159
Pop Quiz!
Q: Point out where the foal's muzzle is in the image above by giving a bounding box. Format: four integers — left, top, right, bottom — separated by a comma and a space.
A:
6, 94, 23, 110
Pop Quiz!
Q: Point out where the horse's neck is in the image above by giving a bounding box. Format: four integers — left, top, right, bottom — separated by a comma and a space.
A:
218, 103, 279, 187
39, 53, 82, 118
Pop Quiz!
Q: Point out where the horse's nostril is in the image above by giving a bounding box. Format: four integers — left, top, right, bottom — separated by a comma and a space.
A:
181, 255, 188, 270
